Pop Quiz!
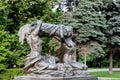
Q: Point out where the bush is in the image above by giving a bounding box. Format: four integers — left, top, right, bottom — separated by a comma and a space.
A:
0, 68, 24, 80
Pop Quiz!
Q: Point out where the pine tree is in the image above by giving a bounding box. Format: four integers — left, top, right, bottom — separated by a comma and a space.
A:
105, 0, 120, 74
62, 0, 108, 61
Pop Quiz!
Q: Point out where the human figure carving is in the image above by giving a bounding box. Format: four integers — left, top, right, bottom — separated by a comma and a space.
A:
18, 20, 87, 76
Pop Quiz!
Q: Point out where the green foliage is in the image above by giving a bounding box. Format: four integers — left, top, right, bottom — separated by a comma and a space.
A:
1, 0, 120, 70
0, 64, 6, 72
107, 16, 120, 46
0, 29, 29, 69
63, 0, 107, 43
0, 68, 24, 80
105, 0, 120, 57
0, 29, 16, 69
0, 0, 61, 69
62, 0, 108, 61
87, 42, 106, 60
0, 0, 12, 30
0, 0, 61, 32
48, 38, 61, 56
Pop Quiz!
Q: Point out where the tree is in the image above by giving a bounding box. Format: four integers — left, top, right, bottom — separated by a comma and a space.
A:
0, 0, 61, 70
0, 0, 61, 32
61, 0, 108, 62
105, 0, 120, 74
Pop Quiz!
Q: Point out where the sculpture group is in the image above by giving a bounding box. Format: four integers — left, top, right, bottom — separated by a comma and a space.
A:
18, 20, 88, 77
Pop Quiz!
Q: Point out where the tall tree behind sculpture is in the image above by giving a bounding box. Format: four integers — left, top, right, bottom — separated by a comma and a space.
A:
62, 0, 108, 61
105, 0, 120, 74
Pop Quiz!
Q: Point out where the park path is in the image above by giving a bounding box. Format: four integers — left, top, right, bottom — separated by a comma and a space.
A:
87, 68, 120, 72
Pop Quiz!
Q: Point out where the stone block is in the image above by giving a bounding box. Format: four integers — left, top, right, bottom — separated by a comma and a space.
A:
14, 76, 98, 80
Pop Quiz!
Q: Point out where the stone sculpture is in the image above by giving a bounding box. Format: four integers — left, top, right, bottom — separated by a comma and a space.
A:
18, 20, 88, 77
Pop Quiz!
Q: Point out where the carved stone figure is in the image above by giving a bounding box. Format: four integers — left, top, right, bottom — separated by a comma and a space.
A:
18, 20, 88, 77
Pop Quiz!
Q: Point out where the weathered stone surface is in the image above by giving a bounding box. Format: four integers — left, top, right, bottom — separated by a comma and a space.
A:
17, 20, 96, 80
18, 20, 79, 74
14, 76, 98, 80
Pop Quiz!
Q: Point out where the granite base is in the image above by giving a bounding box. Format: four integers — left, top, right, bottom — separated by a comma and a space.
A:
14, 76, 98, 80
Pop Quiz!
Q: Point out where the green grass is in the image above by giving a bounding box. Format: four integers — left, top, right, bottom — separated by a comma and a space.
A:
0, 68, 24, 80
91, 71, 120, 78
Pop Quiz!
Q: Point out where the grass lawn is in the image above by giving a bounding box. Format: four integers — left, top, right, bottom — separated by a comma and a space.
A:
91, 71, 120, 78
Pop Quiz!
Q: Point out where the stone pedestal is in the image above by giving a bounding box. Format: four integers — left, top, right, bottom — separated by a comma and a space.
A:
14, 76, 98, 80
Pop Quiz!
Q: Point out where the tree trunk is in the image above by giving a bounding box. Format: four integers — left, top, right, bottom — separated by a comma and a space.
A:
109, 51, 113, 74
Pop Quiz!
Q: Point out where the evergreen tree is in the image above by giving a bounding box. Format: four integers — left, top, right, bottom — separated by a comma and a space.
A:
62, 0, 107, 61
105, 0, 120, 74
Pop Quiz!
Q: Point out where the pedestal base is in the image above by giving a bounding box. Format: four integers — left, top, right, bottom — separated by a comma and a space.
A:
14, 76, 98, 80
